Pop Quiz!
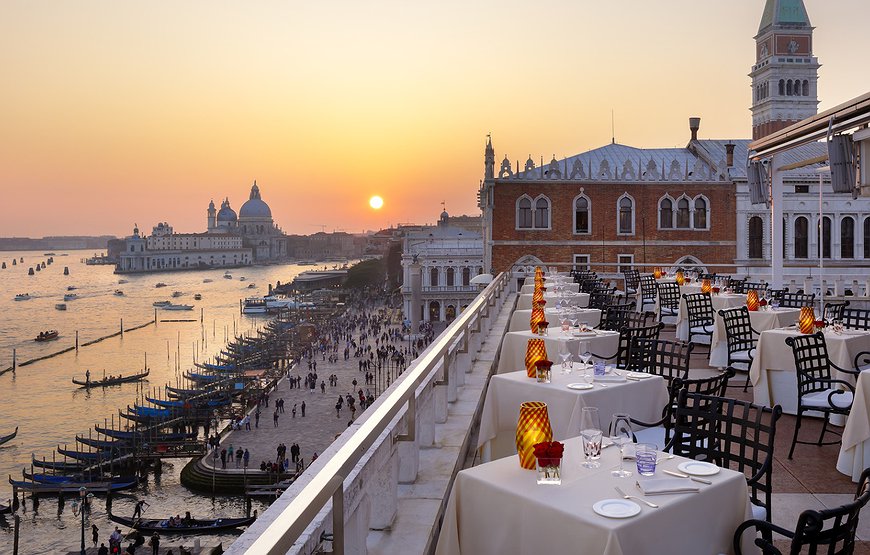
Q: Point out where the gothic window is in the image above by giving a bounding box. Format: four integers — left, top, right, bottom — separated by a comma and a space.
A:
794, 217, 808, 259
430, 267, 439, 287
748, 216, 763, 259
516, 196, 533, 229
802, 80, 809, 96
446, 267, 455, 286
842, 217, 855, 259
534, 197, 550, 229
693, 196, 708, 229
462, 267, 471, 286
574, 195, 590, 234
676, 198, 691, 228
787, 80, 793, 96
818, 216, 832, 259
778, 79, 785, 96
659, 197, 673, 229
617, 195, 634, 235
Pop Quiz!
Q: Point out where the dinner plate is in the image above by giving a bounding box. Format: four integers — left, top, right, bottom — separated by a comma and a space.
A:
677, 461, 720, 476
592, 499, 641, 519
626, 372, 654, 379
567, 382, 594, 390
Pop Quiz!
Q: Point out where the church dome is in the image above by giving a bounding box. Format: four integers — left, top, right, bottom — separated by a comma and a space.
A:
239, 182, 272, 219
217, 199, 237, 222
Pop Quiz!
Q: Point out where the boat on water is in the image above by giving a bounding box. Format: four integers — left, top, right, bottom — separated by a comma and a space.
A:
194, 293, 202, 300
72, 369, 149, 388
0, 427, 18, 446
31, 456, 84, 472
108, 513, 256, 534
155, 282, 167, 288
93, 426, 195, 441
66, 285, 77, 291
35, 330, 59, 342
153, 300, 171, 307
171, 291, 183, 297
55, 447, 114, 461
223, 274, 233, 279
162, 303, 194, 311
9, 476, 137, 494
55, 303, 67, 311
203, 278, 213, 283
248, 283, 257, 288
242, 297, 268, 314
118, 279, 129, 284
14, 293, 31, 301
238, 276, 246, 282
0, 503, 10, 515
114, 289, 124, 296
63, 293, 78, 301
24, 471, 134, 485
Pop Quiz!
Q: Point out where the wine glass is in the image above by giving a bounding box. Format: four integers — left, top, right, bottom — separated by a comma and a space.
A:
610, 413, 633, 478
558, 342, 572, 373
580, 407, 603, 468
569, 317, 578, 330
579, 342, 591, 368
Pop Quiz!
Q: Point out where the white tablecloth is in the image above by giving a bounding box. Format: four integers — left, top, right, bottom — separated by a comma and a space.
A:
509, 308, 602, 332
478, 369, 669, 461
709, 308, 801, 368
674, 293, 745, 341
518, 291, 590, 310
750, 328, 870, 414
521, 282, 580, 294
837, 370, 870, 482
437, 436, 756, 555
497, 329, 621, 374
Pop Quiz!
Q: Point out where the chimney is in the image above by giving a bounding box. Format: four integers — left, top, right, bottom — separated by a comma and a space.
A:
689, 117, 701, 142
725, 143, 735, 167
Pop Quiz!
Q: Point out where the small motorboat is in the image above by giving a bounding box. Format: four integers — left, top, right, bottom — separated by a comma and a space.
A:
67, 286, 77, 291
171, 291, 183, 297
55, 303, 67, 311
14, 293, 31, 301
223, 274, 233, 279
194, 294, 202, 300
155, 282, 167, 288
247, 283, 256, 288
63, 293, 78, 301
162, 304, 194, 311
118, 279, 129, 284
203, 278, 213, 283
114, 290, 124, 296
153, 301, 171, 307
35, 330, 59, 342
239, 277, 247, 282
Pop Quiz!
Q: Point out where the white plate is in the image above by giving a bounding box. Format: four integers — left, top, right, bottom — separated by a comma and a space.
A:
567, 382, 594, 390
627, 372, 654, 379
677, 461, 720, 476
592, 499, 641, 519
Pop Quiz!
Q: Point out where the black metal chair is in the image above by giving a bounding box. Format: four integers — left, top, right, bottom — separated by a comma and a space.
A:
596, 306, 653, 332
667, 390, 782, 524
590, 322, 663, 369
657, 282, 681, 324
588, 287, 617, 310
743, 281, 768, 294
638, 274, 658, 313
683, 292, 715, 350
779, 292, 816, 308
625, 338, 693, 385
842, 307, 870, 330
623, 269, 640, 298
728, 277, 747, 294
719, 306, 760, 392
823, 300, 850, 323
734, 467, 870, 555
784, 332, 857, 459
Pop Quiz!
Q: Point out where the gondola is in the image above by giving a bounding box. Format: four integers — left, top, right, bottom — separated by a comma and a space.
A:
72, 369, 149, 388
108, 513, 255, 534
0, 427, 17, 446
56, 446, 114, 461
9, 476, 137, 494
93, 426, 194, 442
76, 435, 129, 449
184, 371, 221, 383
31, 455, 84, 472
23, 471, 135, 485
0, 503, 10, 514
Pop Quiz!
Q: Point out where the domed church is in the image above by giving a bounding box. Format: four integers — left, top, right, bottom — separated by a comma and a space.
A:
207, 181, 288, 262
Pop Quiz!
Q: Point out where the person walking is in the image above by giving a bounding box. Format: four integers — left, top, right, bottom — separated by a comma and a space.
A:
255, 408, 260, 428
301, 401, 306, 417
149, 532, 160, 555
243, 448, 250, 468
273, 409, 279, 427
92, 523, 99, 546
227, 444, 234, 463
292, 403, 297, 418
220, 448, 227, 469
236, 447, 243, 468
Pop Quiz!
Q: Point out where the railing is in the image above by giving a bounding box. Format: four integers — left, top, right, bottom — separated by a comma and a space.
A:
229, 271, 510, 554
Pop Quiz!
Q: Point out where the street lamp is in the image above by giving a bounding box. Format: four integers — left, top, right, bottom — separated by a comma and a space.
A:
79, 486, 87, 555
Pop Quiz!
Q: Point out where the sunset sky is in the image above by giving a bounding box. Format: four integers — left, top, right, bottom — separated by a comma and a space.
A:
2, 1, 869, 237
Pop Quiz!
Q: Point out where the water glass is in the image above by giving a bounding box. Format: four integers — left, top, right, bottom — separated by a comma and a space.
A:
635, 443, 658, 476
610, 413, 633, 478
580, 407, 602, 468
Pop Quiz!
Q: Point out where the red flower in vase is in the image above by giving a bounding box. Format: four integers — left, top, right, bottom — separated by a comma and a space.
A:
814, 319, 825, 328
533, 440, 564, 467
759, 299, 768, 307
712, 287, 720, 294
539, 321, 549, 328
534, 360, 553, 370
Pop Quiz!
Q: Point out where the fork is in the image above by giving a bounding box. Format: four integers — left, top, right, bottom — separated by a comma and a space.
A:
614, 486, 658, 508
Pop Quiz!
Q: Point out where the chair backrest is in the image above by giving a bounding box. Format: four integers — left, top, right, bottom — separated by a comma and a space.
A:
766, 288, 787, 301
683, 293, 715, 328
743, 281, 768, 294
843, 307, 870, 330
718, 306, 757, 355
623, 269, 640, 291
786, 468, 870, 555
728, 277, 747, 294
785, 332, 835, 398
589, 287, 617, 310
579, 278, 604, 294
824, 301, 849, 322
657, 282, 681, 311
639, 275, 658, 301
779, 292, 816, 309
652, 368, 734, 446
626, 338, 692, 384
598, 304, 645, 331
670, 390, 783, 522
615, 322, 663, 368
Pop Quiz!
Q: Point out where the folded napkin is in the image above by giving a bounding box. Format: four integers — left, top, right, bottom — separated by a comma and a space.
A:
635, 478, 699, 496
594, 373, 627, 383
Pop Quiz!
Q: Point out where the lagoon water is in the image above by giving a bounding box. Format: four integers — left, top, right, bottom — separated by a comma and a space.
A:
0, 250, 321, 552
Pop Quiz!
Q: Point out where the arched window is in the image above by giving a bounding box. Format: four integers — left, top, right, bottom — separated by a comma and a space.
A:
462, 267, 471, 286
676, 198, 691, 228
516, 196, 532, 229
446, 267, 455, 286
659, 197, 673, 229
429, 301, 440, 322
574, 195, 590, 234
818, 216, 832, 259
618, 195, 634, 234
430, 267, 439, 287
802, 80, 809, 96
794, 217, 808, 258
694, 197, 708, 229
778, 79, 785, 96
534, 197, 550, 229
748, 216, 763, 259
842, 217, 855, 259
787, 80, 793, 96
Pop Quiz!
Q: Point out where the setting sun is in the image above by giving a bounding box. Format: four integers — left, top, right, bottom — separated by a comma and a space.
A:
369, 195, 384, 209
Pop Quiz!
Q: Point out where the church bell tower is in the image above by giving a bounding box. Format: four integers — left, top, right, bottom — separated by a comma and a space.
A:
750, 0, 820, 140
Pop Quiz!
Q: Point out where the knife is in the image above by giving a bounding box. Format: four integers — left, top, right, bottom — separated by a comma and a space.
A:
662, 469, 713, 485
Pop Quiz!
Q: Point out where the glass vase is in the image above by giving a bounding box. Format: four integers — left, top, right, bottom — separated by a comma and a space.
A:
536, 458, 562, 485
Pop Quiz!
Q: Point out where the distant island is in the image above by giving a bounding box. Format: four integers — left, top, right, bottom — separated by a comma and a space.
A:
0, 236, 118, 251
